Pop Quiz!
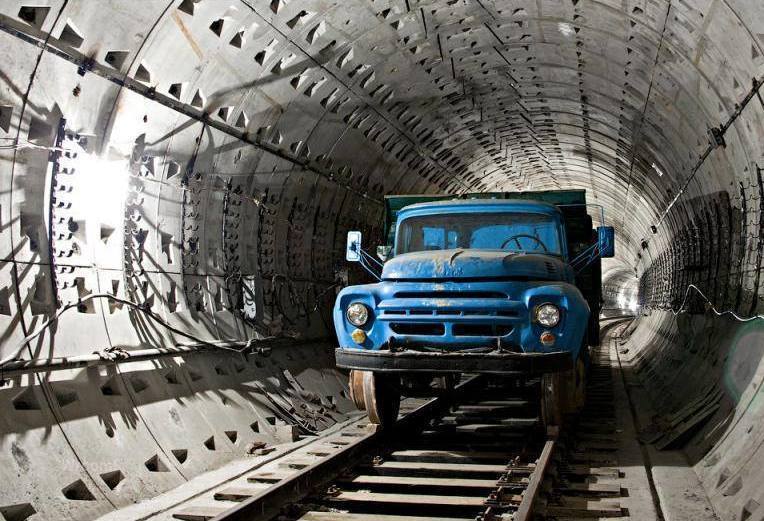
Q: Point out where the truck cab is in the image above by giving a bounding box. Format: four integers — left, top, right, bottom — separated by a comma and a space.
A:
334, 191, 614, 425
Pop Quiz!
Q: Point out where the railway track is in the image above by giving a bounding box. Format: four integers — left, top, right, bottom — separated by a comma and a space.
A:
536, 341, 627, 519
170, 324, 640, 521
530, 318, 637, 519
171, 375, 556, 521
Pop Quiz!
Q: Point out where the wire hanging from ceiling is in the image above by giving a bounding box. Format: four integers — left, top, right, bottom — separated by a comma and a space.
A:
669, 284, 764, 322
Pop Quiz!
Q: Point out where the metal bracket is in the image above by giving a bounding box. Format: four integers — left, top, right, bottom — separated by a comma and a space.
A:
76, 56, 94, 76
707, 126, 726, 149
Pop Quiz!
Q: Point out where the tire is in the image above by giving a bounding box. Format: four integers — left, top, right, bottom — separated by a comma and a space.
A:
541, 372, 561, 428
573, 356, 587, 412
348, 370, 367, 411
362, 371, 401, 426
557, 352, 588, 414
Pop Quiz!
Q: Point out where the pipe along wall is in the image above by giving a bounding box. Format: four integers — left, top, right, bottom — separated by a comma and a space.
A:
0, 1, 762, 520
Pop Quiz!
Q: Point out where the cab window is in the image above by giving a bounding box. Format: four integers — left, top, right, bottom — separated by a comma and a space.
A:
397, 211, 563, 256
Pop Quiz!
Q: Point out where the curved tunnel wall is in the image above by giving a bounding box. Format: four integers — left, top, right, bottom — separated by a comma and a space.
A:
0, 0, 762, 519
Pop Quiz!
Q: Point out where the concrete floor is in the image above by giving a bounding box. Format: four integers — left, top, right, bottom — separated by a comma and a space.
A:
609, 320, 719, 521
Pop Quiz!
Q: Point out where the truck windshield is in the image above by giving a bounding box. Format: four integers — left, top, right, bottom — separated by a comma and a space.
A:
396, 212, 563, 255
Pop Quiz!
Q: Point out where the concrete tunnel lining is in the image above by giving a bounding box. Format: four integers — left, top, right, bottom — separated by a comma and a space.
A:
0, 0, 762, 519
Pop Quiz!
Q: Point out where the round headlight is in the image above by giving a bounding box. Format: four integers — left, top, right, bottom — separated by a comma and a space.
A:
346, 302, 369, 326
535, 303, 561, 327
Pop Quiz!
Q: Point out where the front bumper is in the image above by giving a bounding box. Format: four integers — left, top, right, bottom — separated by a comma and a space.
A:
335, 348, 573, 375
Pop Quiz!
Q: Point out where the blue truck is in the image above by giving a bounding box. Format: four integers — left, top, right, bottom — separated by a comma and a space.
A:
333, 190, 614, 425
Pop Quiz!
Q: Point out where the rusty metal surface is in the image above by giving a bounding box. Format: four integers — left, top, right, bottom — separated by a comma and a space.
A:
335, 347, 574, 374
513, 436, 557, 521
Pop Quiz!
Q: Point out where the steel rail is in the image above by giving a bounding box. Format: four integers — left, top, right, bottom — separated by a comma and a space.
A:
210, 375, 485, 521
513, 428, 558, 521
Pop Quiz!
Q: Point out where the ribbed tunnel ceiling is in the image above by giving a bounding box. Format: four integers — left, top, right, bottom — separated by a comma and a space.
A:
1, 2, 764, 519
0, 0, 760, 374
1, 0, 761, 290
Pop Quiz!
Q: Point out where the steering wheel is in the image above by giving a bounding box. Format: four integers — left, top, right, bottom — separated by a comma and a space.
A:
500, 234, 548, 252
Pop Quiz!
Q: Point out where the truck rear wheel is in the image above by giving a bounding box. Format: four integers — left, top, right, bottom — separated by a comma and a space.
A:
362, 371, 401, 426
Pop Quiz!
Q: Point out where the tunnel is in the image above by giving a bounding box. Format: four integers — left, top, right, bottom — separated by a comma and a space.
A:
0, 0, 762, 520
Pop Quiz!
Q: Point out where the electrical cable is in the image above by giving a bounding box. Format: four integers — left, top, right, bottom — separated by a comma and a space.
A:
0, 292, 254, 368
668, 283, 764, 322
0, 291, 333, 435
0, 138, 64, 152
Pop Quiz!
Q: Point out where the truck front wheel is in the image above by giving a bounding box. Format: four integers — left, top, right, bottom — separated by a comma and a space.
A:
348, 370, 367, 411
572, 355, 587, 411
555, 353, 588, 418
542, 351, 588, 428
541, 372, 561, 428
362, 371, 401, 426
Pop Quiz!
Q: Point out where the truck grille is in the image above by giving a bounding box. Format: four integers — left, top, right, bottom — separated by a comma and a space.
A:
377, 288, 523, 341
394, 290, 507, 299
374, 283, 528, 349
380, 309, 519, 318
389, 322, 512, 337
390, 323, 446, 335
453, 324, 513, 336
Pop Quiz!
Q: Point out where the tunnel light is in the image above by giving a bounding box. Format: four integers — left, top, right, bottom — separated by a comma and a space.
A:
76, 153, 129, 217
558, 22, 574, 37
55, 133, 130, 224
617, 293, 639, 313
651, 162, 664, 177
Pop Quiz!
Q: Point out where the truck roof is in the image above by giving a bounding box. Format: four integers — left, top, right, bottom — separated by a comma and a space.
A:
398, 198, 562, 217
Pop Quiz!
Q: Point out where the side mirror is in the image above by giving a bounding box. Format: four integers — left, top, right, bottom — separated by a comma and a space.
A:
598, 226, 615, 258
376, 245, 392, 262
346, 231, 362, 262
